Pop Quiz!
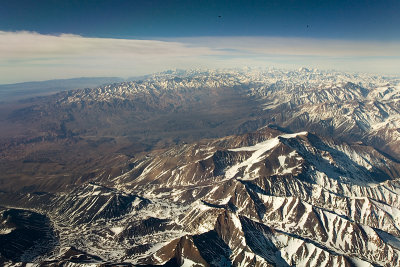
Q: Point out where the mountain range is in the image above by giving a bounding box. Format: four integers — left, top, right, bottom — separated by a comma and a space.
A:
0, 68, 399, 266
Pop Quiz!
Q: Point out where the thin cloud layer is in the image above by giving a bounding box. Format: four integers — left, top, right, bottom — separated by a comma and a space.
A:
0, 31, 219, 60
0, 31, 223, 83
1, 31, 399, 84
174, 36, 400, 57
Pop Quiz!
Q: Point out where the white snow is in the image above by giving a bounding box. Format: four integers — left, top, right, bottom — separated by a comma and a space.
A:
110, 227, 124, 235
351, 257, 374, 267
230, 213, 242, 229
182, 258, 203, 267
278, 155, 286, 167
0, 228, 14, 234
226, 132, 307, 179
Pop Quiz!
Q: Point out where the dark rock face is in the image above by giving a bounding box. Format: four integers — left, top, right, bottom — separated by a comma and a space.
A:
0, 208, 57, 263
49, 183, 150, 225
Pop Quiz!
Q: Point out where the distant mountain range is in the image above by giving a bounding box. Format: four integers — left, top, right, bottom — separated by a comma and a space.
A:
0, 69, 400, 266
0, 77, 125, 102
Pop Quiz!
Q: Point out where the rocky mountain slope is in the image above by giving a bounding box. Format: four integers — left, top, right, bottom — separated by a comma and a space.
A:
0, 69, 400, 266
1, 127, 400, 266
4, 68, 399, 159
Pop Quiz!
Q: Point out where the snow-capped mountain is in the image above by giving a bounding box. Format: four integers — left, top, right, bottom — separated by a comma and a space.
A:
2, 127, 400, 266
1, 69, 400, 266
11, 68, 399, 156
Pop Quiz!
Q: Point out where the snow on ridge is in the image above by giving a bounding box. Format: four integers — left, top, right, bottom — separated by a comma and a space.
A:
229, 131, 307, 152
225, 132, 307, 179
59, 68, 399, 105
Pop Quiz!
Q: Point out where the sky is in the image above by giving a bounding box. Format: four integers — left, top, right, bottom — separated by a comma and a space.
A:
0, 0, 399, 84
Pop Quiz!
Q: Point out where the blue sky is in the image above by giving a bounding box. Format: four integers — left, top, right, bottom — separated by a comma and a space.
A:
2, 0, 399, 40
0, 0, 399, 83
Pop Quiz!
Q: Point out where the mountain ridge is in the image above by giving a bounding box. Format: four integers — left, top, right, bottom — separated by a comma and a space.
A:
1, 126, 400, 266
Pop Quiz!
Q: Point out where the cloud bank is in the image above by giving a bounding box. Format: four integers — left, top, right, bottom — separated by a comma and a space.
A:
0, 31, 399, 84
